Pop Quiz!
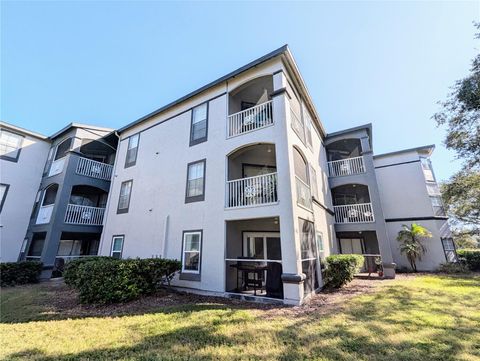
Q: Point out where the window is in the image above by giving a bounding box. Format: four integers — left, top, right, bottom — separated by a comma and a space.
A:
181, 231, 202, 280
0, 183, 9, 213
54, 138, 73, 160
185, 159, 206, 203
441, 238, 457, 262
190, 103, 208, 145
42, 184, 59, 206
111, 236, 124, 259
309, 164, 319, 200
125, 134, 140, 167
305, 111, 313, 149
420, 157, 435, 182
117, 180, 133, 213
430, 196, 445, 216
0, 129, 23, 162
316, 231, 324, 253
27, 233, 46, 259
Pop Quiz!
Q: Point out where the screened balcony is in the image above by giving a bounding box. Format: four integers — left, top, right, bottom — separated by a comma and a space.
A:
226, 144, 278, 208
326, 139, 365, 177
64, 185, 107, 225
225, 217, 283, 300
227, 76, 274, 138
332, 184, 374, 224
76, 138, 116, 180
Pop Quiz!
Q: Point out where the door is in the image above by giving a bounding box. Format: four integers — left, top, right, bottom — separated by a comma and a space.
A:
243, 232, 281, 261
339, 238, 364, 254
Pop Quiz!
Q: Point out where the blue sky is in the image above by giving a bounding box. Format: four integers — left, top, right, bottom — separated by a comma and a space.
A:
1, 1, 478, 181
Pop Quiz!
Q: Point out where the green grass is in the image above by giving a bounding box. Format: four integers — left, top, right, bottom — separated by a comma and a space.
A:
1, 275, 479, 360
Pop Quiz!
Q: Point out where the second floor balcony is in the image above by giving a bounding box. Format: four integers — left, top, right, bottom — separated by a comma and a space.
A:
227, 101, 273, 138
64, 204, 105, 225
226, 143, 278, 209
332, 184, 375, 224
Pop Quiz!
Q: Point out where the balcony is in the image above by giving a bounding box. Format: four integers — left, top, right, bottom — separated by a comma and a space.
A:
327, 156, 365, 177
36, 204, 54, 224
76, 157, 113, 181
64, 204, 105, 225
226, 172, 278, 208
334, 203, 374, 224
226, 143, 277, 209
48, 158, 65, 177
227, 101, 273, 138
332, 184, 374, 224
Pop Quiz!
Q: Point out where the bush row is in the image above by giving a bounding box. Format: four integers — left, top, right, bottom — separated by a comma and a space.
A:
64, 257, 181, 304
324, 254, 364, 288
457, 249, 480, 271
0, 261, 43, 287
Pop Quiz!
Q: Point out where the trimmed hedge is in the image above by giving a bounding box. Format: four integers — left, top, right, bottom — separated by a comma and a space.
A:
63, 256, 116, 288
457, 249, 480, 271
66, 257, 181, 304
0, 261, 43, 287
324, 254, 364, 288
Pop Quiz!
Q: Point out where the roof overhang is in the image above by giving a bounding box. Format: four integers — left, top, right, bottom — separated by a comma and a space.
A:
0, 120, 48, 141
374, 144, 435, 159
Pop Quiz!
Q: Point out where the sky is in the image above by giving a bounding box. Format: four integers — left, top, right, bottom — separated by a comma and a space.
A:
1, 1, 478, 182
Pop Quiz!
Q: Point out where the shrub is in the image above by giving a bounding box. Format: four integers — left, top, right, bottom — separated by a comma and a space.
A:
457, 249, 480, 271
70, 258, 181, 304
324, 254, 364, 288
0, 261, 43, 287
438, 262, 470, 274
63, 256, 117, 287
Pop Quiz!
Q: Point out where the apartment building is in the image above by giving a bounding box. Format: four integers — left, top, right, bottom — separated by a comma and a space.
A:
0, 122, 50, 262
95, 46, 452, 305
9, 123, 118, 277
1, 46, 453, 304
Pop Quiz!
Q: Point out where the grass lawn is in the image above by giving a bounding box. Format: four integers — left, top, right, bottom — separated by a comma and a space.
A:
1, 274, 479, 361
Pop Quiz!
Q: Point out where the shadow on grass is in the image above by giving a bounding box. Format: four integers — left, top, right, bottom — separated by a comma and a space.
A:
3, 275, 480, 361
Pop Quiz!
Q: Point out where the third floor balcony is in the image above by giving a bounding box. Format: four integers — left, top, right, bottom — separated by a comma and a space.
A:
326, 138, 366, 177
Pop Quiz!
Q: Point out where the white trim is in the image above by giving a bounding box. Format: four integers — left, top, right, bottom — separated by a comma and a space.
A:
242, 232, 281, 261
182, 231, 202, 274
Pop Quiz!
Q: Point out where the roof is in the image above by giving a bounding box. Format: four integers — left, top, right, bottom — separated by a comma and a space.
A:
374, 144, 435, 158
0, 120, 48, 141
118, 45, 326, 137
48, 123, 114, 140
325, 123, 373, 149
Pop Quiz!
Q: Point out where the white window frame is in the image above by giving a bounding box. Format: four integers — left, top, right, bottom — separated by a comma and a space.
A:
0, 129, 24, 161
181, 231, 202, 274
111, 236, 124, 259
242, 232, 282, 262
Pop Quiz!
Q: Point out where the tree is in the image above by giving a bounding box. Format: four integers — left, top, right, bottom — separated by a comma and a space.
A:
441, 170, 480, 228
397, 223, 432, 272
433, 23, 480, 170
452, 230, 480, 249
434, 23, 480, 236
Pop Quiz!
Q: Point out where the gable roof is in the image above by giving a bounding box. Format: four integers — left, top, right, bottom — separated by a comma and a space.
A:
118, 45, 326, 137
0, 120, 48, 141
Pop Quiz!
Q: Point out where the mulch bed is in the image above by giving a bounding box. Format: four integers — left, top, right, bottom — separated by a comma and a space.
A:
34, 274, 415, 320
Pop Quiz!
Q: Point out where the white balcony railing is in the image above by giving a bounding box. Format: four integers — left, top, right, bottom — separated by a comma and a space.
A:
334, 203, 375, 224
295, 176, 312, 210
327, 156, 365, 177
227, 101, 273, 138
64, 204, 105, 225
226, 172, 278, 208
36, 204, 54, 224
76, 157, 113, 181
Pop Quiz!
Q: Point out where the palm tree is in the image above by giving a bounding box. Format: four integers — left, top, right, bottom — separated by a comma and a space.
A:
397, 223, 432, 272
